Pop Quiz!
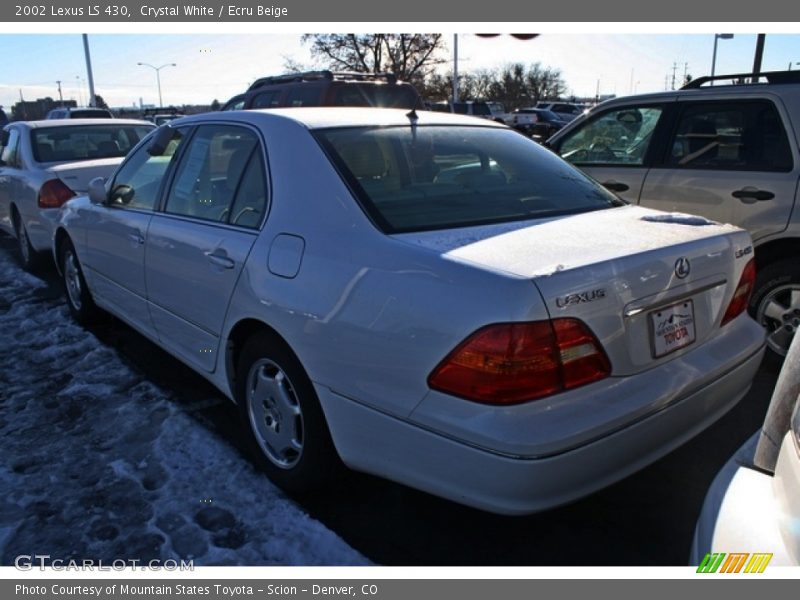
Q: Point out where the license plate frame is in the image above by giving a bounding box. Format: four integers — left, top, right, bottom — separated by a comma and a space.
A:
649, 299, 696, 358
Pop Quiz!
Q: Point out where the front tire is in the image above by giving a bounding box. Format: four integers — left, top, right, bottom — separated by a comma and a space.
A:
235, 332, 340, 493
60, 238, 98, 325
749, 259, 800, 358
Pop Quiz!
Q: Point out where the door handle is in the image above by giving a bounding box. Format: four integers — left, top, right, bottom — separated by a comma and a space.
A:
127, 232, 145, 245
601, 180, 630, 192
204, 250, 235, 269
732, 187, 775, 203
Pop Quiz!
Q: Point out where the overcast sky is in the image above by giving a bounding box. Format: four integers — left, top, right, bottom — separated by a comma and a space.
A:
1, 31, 799, 109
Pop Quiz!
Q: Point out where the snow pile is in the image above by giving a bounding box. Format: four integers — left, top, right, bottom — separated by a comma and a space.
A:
0, 239, 368, 565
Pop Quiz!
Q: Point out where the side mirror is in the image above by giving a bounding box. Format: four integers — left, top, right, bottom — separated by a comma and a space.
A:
88, 177, 108, 205
109, 184, 135, 205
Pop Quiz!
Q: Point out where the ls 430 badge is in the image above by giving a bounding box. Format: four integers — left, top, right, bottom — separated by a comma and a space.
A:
556, 289, 606, 308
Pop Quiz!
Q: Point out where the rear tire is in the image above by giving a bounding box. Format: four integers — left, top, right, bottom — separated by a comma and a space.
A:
13, 213, 41, 272
235, 331, 340, 493
749, 259, 800, 359
59, 238, 98, 325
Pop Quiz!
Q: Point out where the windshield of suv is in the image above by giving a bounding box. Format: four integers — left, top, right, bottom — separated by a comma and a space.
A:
331, 84, 420, 109
317, 125, 623, 233
32, 124, 154, 163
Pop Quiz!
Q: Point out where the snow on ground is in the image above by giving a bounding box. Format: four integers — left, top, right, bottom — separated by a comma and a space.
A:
0, 239, 369, 566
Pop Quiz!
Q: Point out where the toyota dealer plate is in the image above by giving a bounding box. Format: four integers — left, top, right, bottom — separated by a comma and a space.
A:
650, 300, 696, 358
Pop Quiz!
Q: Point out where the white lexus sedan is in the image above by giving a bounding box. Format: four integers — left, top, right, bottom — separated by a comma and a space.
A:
0, 119, 154, 269
53, 108, 765, 514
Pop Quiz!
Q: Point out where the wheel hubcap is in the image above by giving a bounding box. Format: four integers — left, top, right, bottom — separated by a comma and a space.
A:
246, 359, 303, 469
757, 284, 800, 356
64, 251, 83, 311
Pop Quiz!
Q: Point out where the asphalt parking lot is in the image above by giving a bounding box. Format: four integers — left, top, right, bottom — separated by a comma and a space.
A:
0, 234, 779, 566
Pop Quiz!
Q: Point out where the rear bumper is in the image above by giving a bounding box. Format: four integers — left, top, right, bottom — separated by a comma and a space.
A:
318, 326, 765, 515
25, 207, 59, 253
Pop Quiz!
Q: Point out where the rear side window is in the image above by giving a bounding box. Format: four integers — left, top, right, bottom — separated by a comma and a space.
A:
667, 101, 793, 172
32, 124, 154, 163
331, 84, 419, 109
285, 86, 324, 107
317, 125, 622, 233
1, 128, 21, 167
164, 124, 266, 227
251, 91, 282, 109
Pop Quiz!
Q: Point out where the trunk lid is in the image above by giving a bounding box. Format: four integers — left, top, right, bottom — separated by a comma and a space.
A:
394, 205, 753, 375
47, 157, 123, 193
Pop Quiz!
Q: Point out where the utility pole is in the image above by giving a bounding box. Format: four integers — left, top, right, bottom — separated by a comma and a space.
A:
56, 80, 63, 105
683, 62, 689, 86
83, 34, 97, 107
671, 62, 678, 90
452, 33, 459, 104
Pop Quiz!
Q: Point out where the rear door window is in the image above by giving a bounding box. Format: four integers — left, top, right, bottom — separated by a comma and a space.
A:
163, 124, 265, 226
666, 100, 793, 171
251, 91, 282, 109
285, 86, 323, 107
1, 128, 20, 168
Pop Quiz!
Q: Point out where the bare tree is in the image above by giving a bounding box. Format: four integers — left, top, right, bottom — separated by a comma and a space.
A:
487, 63, 566, 111
301, 34, 446, 84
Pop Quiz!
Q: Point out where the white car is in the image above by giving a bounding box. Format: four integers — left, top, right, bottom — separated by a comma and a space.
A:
54, 108, 765, 514
0, 119, 154, 269
691, 333, 800, 566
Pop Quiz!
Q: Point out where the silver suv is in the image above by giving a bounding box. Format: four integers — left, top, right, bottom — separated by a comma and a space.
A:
548, 70, 800, 357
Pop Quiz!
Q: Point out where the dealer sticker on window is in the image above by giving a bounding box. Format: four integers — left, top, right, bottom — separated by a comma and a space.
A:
650, 300, 696, 358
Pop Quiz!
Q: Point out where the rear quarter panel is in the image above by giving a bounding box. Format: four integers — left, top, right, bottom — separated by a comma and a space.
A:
221, 118, 551, 417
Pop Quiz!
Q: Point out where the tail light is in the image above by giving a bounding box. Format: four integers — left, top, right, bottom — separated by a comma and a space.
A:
428, 318, 611, 405
38, 179, 75, 209
721, 259, 756, 326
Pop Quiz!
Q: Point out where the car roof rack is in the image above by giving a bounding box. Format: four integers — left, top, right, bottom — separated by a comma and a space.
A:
247, 70, 399, 91
682, 69, 800, 89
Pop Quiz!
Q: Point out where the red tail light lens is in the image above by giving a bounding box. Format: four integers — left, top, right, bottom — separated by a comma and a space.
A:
38, 179, 75, 209
428, 318, 611, 405
721, 259, 756, 326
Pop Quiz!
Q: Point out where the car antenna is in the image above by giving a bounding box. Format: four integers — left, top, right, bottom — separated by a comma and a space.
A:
406, 108, 418, 142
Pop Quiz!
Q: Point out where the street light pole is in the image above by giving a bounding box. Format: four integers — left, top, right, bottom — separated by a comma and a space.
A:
137, 62, 176, 108
711, 33, 734, 85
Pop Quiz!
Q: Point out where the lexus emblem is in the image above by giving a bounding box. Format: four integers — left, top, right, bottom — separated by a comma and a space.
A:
674, 257, 691, 279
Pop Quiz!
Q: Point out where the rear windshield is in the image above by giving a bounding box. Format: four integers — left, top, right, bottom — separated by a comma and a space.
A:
316, 125, 623, 233
32, 124, 154, 163
331, 84, 420, 109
